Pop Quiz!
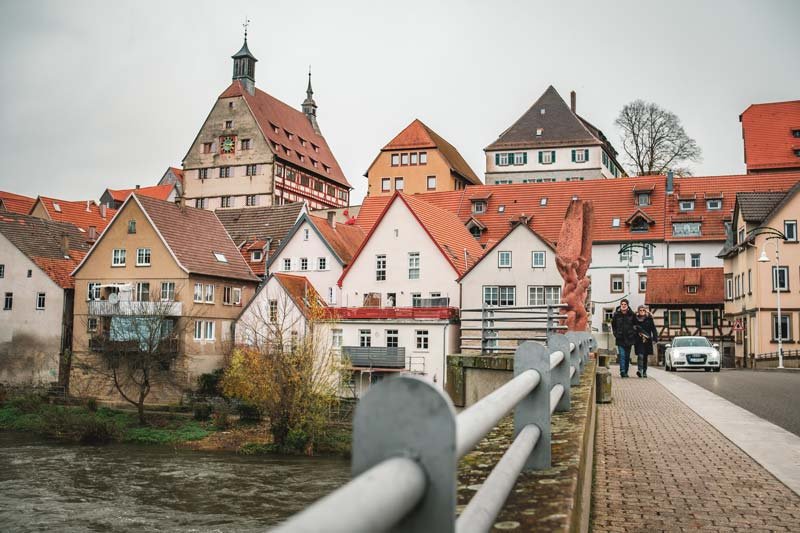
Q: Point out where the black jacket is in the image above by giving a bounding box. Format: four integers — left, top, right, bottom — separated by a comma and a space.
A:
611, 309, 637, 347
633, 315, 658, 356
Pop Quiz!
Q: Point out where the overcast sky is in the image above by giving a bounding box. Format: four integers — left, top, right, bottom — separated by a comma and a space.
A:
1, 0, 797, 204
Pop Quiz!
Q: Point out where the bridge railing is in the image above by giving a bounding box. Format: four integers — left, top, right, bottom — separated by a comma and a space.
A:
271, 332, 597, 533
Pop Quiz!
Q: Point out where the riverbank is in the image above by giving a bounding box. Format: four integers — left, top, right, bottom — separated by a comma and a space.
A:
0, 395, 351, 456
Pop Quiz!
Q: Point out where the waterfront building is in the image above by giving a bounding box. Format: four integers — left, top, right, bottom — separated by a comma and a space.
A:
181, 36, 352, 211
484, 86, 626, 185
365, 119, 481, 197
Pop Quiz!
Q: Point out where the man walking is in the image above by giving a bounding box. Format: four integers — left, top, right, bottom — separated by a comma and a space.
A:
611, 299, 636, 378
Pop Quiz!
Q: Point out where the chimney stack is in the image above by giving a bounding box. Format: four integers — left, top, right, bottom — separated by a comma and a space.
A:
570, 91, 576, 113
60, 234, 69, 257
135, 184, 140, 189
327, 210, 336, 228
178, 196, 186, 212
88, 226, 97, 241
100, 204, 107, 219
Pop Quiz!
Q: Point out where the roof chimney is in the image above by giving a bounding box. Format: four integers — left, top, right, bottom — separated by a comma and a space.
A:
88, 226, 97, 241
60, 233, 69, 257
570, 91, 576, 113
178, 196, 186, 212
327, 210, 336, 229
100, 204, 107, 219
135, 184, 140, 189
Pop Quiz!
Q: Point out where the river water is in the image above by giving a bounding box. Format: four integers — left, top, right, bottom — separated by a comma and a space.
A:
0, 432, 350, 532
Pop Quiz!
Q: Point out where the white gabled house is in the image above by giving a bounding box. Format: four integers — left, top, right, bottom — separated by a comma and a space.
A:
458, 219, 562, 353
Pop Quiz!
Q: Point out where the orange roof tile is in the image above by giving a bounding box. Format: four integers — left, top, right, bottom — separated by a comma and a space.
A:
645, 267, 723, 306
740, 100, 800, 172
33, 196, 116, 233
220, 81, 351, 189
106, 184, 175, 203
273, 273, 325, 317
0, 190, 36, 215
308, 214, 365, 265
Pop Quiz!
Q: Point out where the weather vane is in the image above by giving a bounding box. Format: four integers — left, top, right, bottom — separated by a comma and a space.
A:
243, 17, 250, 40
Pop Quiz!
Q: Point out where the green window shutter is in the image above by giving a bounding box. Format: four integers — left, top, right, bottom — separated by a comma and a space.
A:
551, 151, 556, 163
522, 152, 527, 164
571, 150, 576, 162
584, 149, 589, 161
695, 312, 701, 329
538, 151, 543, 164
712, 310, 719, 327
495, 153, 500, 165
680, 311, 686, 328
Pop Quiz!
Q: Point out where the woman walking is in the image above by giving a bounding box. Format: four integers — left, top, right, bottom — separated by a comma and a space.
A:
634, 305, 658, 378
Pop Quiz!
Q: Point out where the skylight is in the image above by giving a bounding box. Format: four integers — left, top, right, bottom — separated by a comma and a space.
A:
498, 205, 505, 213
612, 218, 621, 227
213, 252, 228, 263
53, 202, 61, 212
540, 198, 548, 206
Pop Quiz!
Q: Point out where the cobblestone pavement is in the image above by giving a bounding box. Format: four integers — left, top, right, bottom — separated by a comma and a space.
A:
591, 374, 800, 532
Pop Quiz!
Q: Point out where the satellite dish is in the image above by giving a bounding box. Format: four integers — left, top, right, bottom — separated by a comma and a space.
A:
108, 293, 119, 304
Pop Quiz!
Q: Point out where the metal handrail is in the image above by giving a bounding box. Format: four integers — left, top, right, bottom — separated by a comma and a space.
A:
272, 331, 597, 533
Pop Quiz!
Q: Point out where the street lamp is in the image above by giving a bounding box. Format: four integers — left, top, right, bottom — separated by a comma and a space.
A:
752, 226, 787, 369
618, 243, 654, 293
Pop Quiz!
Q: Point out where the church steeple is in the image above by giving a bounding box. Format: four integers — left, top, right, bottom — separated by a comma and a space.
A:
232, 21, 257, 95
302, 67, 321, 134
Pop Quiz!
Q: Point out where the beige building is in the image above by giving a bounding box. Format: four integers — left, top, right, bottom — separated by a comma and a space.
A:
365, 119, 481, 197
181, 37, 352, 211
71, 194, 259, 402
720, 183, 800, 367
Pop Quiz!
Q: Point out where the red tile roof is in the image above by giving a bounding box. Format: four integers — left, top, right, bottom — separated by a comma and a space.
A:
273, 273, 325, 317
308, 214, 365, 265
106, 184, 175, 203
740, 100, 800, 172
33, 196, 116, 233
645, 267, 724, 306
357, 175, 667, 245
0, 212, 91, 289
0, 190, 36, 215
220, 81, 351, 189
667, 172, 800, 242
380, 119, 481, 185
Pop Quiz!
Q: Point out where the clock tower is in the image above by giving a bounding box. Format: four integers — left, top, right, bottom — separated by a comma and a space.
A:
232, 34, 257, 96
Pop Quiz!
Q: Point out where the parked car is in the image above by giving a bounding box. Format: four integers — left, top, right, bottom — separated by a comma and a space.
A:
665, 336, 721, 372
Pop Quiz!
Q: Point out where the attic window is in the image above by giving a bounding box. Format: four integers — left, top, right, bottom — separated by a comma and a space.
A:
299, 138, 307, 147
498, 205, 505, 213
540, 108, 545, 115
270, 123, 279, 133
472, 201, 486, 214
311, 143, 319, 152
679, 200, 695, 211
322, 164, 330, 173
572, 195, 579, 201
793, 129, 800, 138
612, 218, 621, 227
286, 131, 294, 140
687, 285, 698, 294
637, 193, 651, 206
469, 225, 482, 238
53, 202, 61, 212
213, 252, 228, 263
540, 198, 548, 206
536, 128, 543, 136
251, 250, 263, 262
298, 154, 305, 162
707, 199, 722, 210
128, 220, 136, 234
631, 217, 649, 232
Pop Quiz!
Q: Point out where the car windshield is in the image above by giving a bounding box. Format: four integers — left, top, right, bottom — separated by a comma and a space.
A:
673, 337, 711, 348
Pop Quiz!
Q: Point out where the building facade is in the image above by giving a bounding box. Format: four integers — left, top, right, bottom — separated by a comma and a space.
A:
484, 86, 626, 184
365, 119, 481, 197
740, 100, 800, 174
182, 38, 351, 211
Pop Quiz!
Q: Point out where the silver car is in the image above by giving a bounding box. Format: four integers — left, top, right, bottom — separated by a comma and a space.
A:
665, 336, 721, 372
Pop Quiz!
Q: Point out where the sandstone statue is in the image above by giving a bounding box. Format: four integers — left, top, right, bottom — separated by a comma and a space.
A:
555, 200, 593, 331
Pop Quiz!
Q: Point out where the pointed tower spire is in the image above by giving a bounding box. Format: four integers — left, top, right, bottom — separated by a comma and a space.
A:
232, 19, 257, 95
302, 66, 321, 134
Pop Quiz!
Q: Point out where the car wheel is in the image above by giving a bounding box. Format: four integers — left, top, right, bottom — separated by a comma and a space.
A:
705, 368, 711, 372
713, 367, 721, 373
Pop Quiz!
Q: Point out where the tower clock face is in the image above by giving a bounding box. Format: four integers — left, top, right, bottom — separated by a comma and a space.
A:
220, 136, 235, 153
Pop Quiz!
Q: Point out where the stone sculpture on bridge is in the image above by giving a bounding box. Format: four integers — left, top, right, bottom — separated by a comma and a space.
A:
555, 199, 594, 331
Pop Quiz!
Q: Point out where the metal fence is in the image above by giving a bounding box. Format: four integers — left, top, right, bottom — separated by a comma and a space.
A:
460, 303, 567, 354
272, 331, 596, 533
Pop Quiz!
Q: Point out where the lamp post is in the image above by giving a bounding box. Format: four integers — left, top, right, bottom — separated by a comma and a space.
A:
618, 243, 654, 295
752, 227, 787, 369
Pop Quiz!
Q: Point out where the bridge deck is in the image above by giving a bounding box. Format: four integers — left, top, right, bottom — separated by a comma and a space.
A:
592, 371, 800, 531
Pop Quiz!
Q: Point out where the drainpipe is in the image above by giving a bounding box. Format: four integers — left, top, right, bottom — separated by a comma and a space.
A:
442, 322, 448, 386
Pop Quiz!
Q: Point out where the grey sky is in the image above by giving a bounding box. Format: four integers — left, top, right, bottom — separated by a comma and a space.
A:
1, 0, 797, 205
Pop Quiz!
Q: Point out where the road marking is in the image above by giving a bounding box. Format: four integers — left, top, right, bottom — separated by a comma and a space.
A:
649, 368, 800, 496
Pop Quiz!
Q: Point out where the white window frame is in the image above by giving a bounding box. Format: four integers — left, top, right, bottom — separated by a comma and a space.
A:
88, 282, 101, 301
359, 329, 372, 348
381, 178, 391, 192
386, 329, 399, 348
160, 282, 175, 302
205, 283, 214, 304
498, 153, 509, 166
419, 152, 427, 164
233, 287, 242, 306
136, 282, 150, 302
772, 314, 791, 341
136, 248, 151, 267
541, 151, 553, 164
408, 252, 420, 279
193, 283, 203, 302
639, 275, 647, 293
706, 199, 722, 210
391, 154, 400, 166
637, 193, 650, 206
415, 330, 429, 351
725, 276, 733, 300
300, 258, 308, 271
611, 275, 624, 293
194, 320, 203, 340
499, 286, 516, 307
376, 255, 386, 281
282, 258, 291, 271
498, 251, 512, 268
784, 220, 798, 242
223, 286, 232, 305
483, 286, 499, 307
773, 266, 789, 291
532, 251, 546, 268
427, 176, 436, 190
575, 150, 586, 163
36, 292, 46, 310
317, 257, 327, 270
331, 329, 343, 348
112, 248, 126, 267
690, 253, 701, 268
679, 200, 695, 211
204, 320, 215, 341
251, 250, 263, 262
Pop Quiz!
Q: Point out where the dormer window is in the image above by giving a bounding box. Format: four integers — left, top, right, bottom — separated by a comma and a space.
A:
469, 225, 482, 238
251, 250, 263, 262
793, 129, 800, 138
707, 199, 722, 210
679, 200, 695, 211
299, 138, 307, 147
687, 285, 698, 294
269, 123, 279, 133
285, 131, 294, 140
631, 218, 649, 232
536, 128, 543, 136
637, 193, 651, 206
472, 201, 486, 214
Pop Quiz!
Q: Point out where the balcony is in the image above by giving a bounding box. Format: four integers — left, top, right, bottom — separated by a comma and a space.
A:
342, 346, 406, 368
89, 335, 180, 356
89, 300, 182, 316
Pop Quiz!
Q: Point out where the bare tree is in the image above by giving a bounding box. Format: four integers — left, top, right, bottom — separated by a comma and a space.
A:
615, 100, 702, 176
76, 286, 198, 424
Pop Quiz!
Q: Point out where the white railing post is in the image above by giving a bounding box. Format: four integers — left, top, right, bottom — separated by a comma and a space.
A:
353, 375, 457, 533
514, 341, 552, 469
547, 334, 571, 412
565, 332, 584, 386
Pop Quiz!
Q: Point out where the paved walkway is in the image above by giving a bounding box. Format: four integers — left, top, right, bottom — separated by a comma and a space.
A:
591, 371, 800, 532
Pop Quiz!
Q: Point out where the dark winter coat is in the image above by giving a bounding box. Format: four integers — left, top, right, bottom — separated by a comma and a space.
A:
633, 315, 658, 356
611, 308, 637, 347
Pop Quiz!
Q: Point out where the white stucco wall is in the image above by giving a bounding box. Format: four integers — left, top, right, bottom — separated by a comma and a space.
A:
235, 275, 308, 345
0, 234, 65, 384
485, 146, 614, 182
268, 218, 344, 305
340, 199, 461, 307
460, 225, 562, 309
